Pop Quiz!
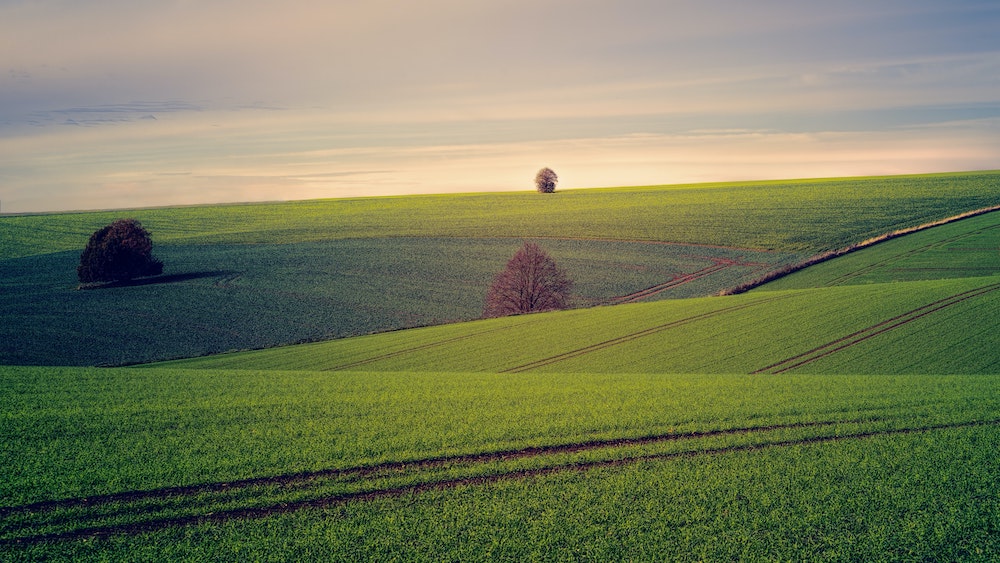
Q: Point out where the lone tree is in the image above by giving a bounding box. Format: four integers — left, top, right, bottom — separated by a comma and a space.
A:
535, 167, 558, 193
483, 242, 572, 318
78, 218, 163, 284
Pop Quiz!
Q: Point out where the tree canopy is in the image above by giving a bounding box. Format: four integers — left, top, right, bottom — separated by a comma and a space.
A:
78, 218, 163, 284
535, 167, 558, 193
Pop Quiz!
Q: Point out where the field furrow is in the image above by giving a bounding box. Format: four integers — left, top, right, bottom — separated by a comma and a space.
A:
823, 222, 1000, 286
4, 416, 995, 546
754, 281, 1000, 374
503, 294, 793, 373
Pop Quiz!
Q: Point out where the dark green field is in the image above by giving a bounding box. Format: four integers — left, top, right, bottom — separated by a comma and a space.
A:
0, 237, 798, 365
2, 171, 1000, 561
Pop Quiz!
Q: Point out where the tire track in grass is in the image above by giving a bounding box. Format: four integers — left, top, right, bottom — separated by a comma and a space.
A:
609, 257, 771, 304
324, 317, 545, 371
0, 418, 843, 520
4, 417, 999, 546
609, 261, 730, 304
502, 293, 795, 373
753, 281, 1000, 374
823, 223, 1000, 286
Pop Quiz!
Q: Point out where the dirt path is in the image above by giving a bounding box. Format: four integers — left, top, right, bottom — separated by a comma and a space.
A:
723, 205, 1000, 295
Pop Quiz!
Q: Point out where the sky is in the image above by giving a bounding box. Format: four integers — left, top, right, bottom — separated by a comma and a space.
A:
2, 0, 999, 213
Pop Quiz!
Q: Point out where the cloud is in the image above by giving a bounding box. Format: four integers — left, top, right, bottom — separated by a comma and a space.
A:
1, 1, 999, 212
4, 1, 994, 112
2, 108, 997, 213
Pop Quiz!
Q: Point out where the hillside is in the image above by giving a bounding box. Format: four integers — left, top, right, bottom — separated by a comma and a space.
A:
4, 172, 1000, 260
2, 171, 999, 366
158, 276, 1000, 375
3, 174, 1000, 560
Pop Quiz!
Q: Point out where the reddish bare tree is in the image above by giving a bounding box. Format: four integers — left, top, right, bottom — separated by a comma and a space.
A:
483, 242, 572, 318
535, 167, 558, 193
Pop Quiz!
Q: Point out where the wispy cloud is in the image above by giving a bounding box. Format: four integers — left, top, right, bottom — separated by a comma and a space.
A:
1, 0, 999, 212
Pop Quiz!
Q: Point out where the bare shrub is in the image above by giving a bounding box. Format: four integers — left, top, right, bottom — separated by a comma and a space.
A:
484, 242, 572, 318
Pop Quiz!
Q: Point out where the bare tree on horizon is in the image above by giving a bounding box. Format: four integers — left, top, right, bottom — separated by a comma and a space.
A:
535, 167, 558, 193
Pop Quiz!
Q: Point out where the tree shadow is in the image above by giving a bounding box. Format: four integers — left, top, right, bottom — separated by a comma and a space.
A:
77, 271, 240, 290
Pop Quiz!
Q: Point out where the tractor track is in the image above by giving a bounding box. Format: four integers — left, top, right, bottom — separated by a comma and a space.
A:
325, 317, 546, 371
824, 223, 1000, 286
502, 293, 794, 373
608, 257, 771, 304
754, 281, 1000, 374
0, 416, 841, 520
4, 417, 998, 546
610, 261, 731, 304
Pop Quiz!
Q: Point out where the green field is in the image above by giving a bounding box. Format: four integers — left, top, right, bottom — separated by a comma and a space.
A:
0, 237, 798, 366
3, 171, 999, 366
3, 368, 999, 560
159, 207, 1000, 375
762, 210, 1000, 289
3, 171, 1000, 560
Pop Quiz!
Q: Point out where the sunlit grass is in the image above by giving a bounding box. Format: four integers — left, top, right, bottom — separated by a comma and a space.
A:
160, 275, 1000, 375
4, 171, 999, 260
3, 367, 999, 560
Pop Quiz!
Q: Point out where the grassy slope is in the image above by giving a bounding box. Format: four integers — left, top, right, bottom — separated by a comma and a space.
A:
4, 172, 1000, 559
160, 276, 1000, 375
3, 366, 999, 560
0, 238, 799, 366
3, 171, 1000, 259
2, 171, 998, 366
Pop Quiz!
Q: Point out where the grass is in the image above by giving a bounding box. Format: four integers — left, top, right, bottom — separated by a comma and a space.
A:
3, 171, 999, 366
4, 171, 1000, 559
10, 366, 976, 505
3, 171, 1000, 260
119, 426, 996, 562
2, 367, 999, 560
157, 274, 1000, 375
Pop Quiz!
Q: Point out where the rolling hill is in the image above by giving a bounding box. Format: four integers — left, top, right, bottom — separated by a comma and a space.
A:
2, 171, 1000, 560
2, 171, 999, 366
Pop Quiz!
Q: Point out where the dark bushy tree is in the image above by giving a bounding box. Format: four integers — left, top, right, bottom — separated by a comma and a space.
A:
78, 219, 163, 283
483, 242, 572, 318
535, 167, 558, 193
